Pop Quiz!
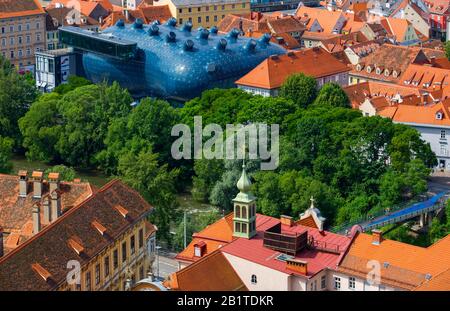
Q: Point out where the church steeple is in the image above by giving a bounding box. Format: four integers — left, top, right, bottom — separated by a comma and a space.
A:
232, 160, 256, 239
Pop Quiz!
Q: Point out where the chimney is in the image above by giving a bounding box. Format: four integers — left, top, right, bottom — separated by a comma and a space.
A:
31, 171, 43, 199
18, 170, 28, 197
48, 172, 60, 196
286, 259, 308, 275
51, 189, 62, 221
280, 215, 294, 227
0, 226, 4, 257
32, 203, 41, 235
124, 9, 129, 22
43, 195, 51, 224
372, 229, 383, 245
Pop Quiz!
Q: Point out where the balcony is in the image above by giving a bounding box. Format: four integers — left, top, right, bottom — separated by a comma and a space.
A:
263, 223, 308, 256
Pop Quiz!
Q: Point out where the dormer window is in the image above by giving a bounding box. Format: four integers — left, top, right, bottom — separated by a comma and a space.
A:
193, 241, 206, 257
384, 69, 390, 76
436, 112, 443, 120
366, 66, 372, 73
376, 67, 381, 75
356, 64, 362, 71
392, 71, 398, 78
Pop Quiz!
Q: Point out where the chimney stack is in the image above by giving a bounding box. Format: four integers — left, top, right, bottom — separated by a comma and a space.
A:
43, 195, 51, 224
31, 171, 43, 199
51, 189, 62, 221
18, 170, 28, 197
372, 229, 383, 245
0, 226, 4, 257
48, 172, 60, 196
286, 259, 308, 275
32, 203, 41, 235
280, 215, 295, 227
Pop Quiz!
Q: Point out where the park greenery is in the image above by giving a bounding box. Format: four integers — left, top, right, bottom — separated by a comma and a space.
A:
0, 55, 447, 248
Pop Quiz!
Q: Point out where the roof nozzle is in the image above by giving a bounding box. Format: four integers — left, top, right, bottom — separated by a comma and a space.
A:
166, 17, 177, 27
227, 28, 240, 39
152, 20, 161, 25
198, 28, 210, 40
166, 31, 176, 43
132, 18, 144, 29
149, 24, 159, 36
181, 21, 193, 32
116, 19, 125, 27
210, 26, 218, 34
184, 39, 195, 51
244, 39, 257, 52
216, 38, 227, 50
259, 33, 271, 44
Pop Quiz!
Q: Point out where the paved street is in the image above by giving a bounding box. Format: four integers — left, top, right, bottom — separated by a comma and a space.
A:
428, 172, 450, 195
152, 250, 179, 280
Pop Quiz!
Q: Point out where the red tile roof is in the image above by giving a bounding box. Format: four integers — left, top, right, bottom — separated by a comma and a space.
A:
220, 214, 352, 278
0, 179, 154, 290
0, 0, 45, 19
167, 250, 247, 291
236, 47, 350, 90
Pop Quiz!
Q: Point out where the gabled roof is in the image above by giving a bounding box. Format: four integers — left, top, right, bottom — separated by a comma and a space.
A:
399, 63, 450, 91
0, 0, 45, 18
378, 98, 450, 127
167, 250, 247, 291
295, 6, 344, 34
338, 233, 450, 290
425, 0, 450, 14
101, 5, 172, 29
0, 180, 154, 291
380, 17, 413, 42
235, 47, 350, 90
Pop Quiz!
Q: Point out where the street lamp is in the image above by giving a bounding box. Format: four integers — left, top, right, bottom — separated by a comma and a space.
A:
155, 245, 162, 280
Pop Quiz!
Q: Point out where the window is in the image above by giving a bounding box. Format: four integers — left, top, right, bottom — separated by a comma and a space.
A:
440, 144, 447, 156
232, 4, 235, 8
206, 6, 209, 11
9, 26, 14, 33
26, 48, 30, 56
36, 33, 41, 42
242, 223, 247, 233
26, 35, 30, 43
18, 49, 22, 58
122, 241, 127, 262
242, 3, 246, 8
36, 22, 40, 29
206, 16, 210, 23
214, 5, 217, 10
139, 228, 144, 249
18, 24, 22, 32
18, 36, 22, 44
95, 264, 100, 285
85, 271, 91, 291
1, 27, 4, 34
349, 277, 356, 289
10, 37, 14, 45
26, 23, 30, 31
251, 274, 257, 284
334, 277, 341, 290
113, 249, 119, 269
10, 50, 14, 59
198, 17, 201, 23
441, 130, 446, 139
198, 7, 201, 12
104, 256, 110, 277
188, 8, 192, 12
179, 8, 182, 13
130, 235, 135, 255
222, 5, 225, 10
214, 15, 218, 22
1, 38, 5, 47
235, 222, 241, 233
235, 205, 241, 218
179, 18, 183, 24
242, 206, 247, 218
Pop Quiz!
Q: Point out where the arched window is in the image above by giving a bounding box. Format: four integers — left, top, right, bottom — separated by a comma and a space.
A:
235, 205, 241, 218
251, 275, 257, 284
242, 206, 247, 218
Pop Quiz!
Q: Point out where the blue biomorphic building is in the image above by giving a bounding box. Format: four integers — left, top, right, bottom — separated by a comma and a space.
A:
59, 18, 286, 100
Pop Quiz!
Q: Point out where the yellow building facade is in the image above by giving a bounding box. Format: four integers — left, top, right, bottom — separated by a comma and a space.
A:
154, 0, 251, 28
57, 219, 156, 291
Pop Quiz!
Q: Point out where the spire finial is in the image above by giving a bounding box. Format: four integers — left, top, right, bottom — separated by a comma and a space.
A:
310, 196, 315, 209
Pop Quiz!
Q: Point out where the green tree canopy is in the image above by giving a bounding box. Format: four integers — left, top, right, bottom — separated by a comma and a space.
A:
279, 73, 317, 109
0, 136, 13, 173
313, 82, 350, 108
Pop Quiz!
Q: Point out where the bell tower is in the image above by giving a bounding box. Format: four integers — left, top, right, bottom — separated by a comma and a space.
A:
232, 161, 257, 239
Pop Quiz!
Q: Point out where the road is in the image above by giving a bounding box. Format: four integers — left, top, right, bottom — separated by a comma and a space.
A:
153, 250, 179, 280
428, 174, 450, 195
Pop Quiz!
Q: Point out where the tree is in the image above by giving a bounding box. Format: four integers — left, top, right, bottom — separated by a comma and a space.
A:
117, 147, 180, 244
192, 159, 225, 202
20, 82, 133, 168
237, 96, 297, 125
279, 73, 317, 109
0, 55, 38, 147
313, 83, 350, 108
53, 75, 92, 95
44, 165, 76, 181
0, 136, 13, 173
96, 97, 180, 174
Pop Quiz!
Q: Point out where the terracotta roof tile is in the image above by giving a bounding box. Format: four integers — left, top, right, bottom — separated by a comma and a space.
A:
168, 250, 247, 291
236, 47, 350, 89
0, 179, 153, 290
0, 0, 45, 19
